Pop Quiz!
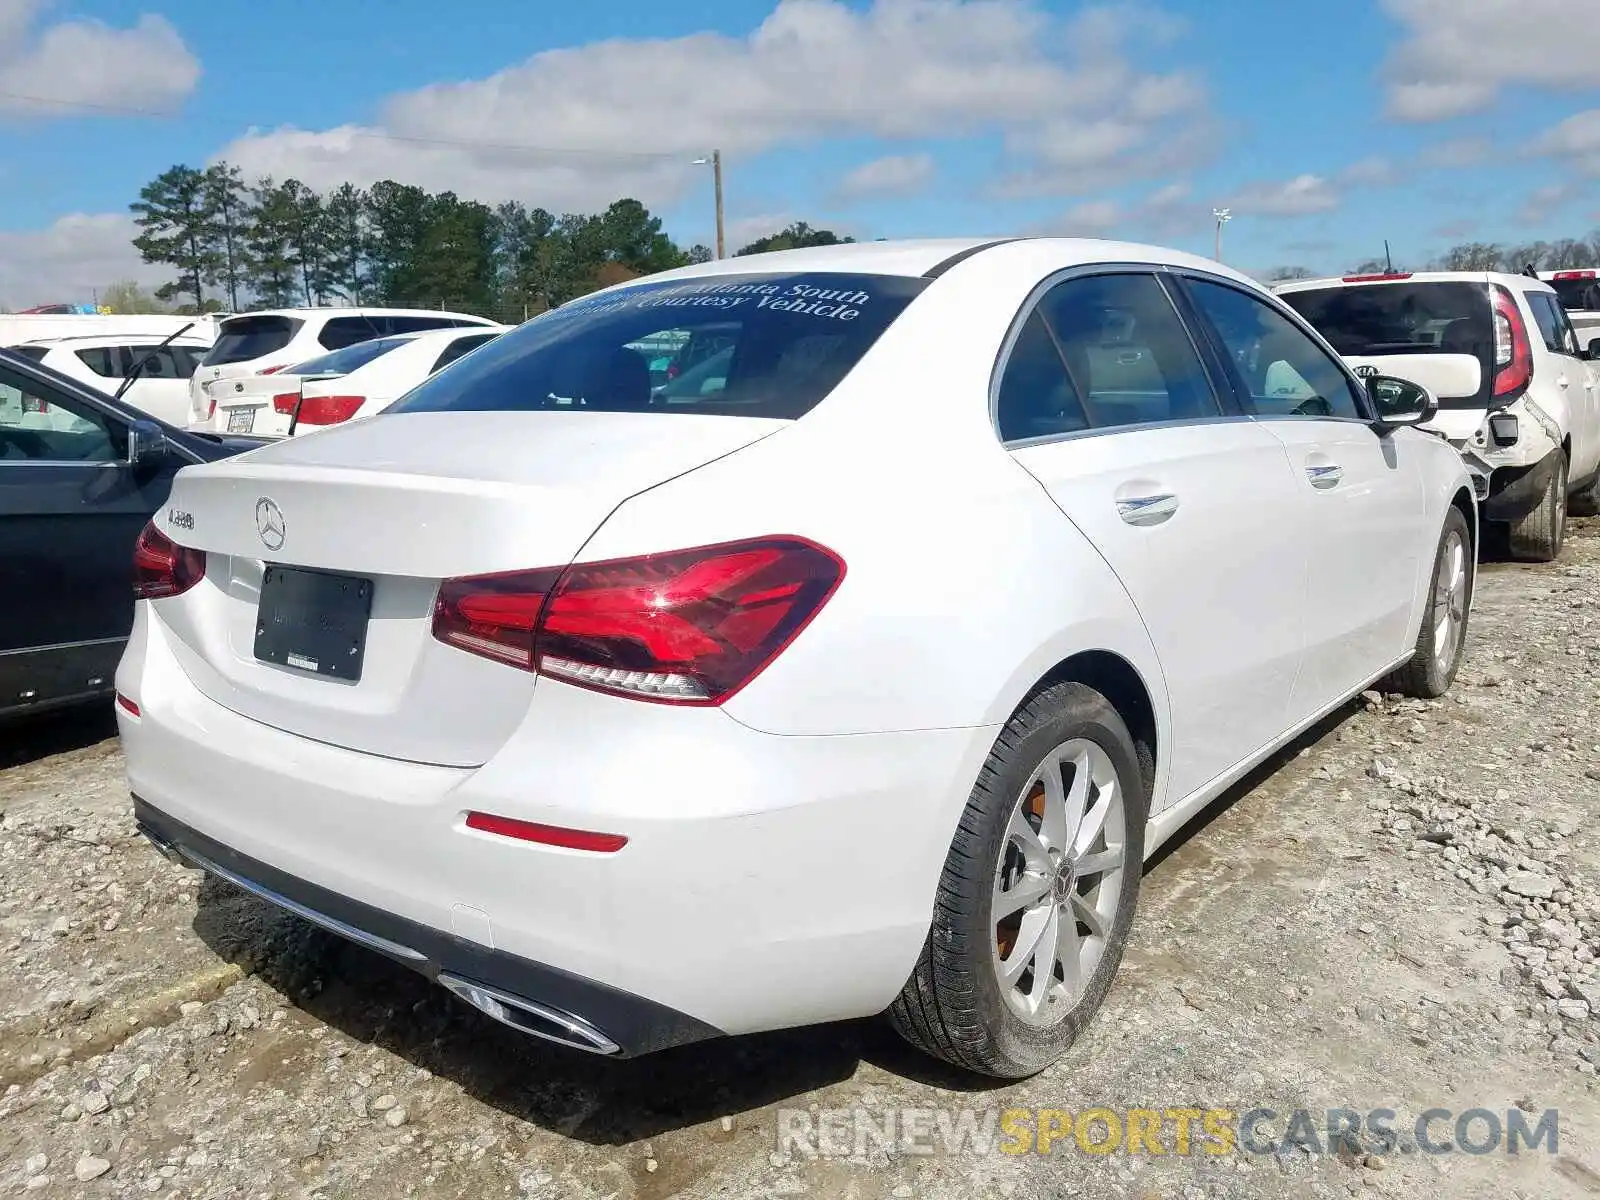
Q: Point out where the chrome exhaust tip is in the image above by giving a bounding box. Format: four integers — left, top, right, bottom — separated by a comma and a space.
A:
437, 973, 621, 1056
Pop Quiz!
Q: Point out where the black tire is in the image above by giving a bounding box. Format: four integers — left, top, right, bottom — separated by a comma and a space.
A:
888, 681, 1146, 1079
1507, 450, 1567, 562
1570, 468, 1600, 518
1381, 506, 1472, 698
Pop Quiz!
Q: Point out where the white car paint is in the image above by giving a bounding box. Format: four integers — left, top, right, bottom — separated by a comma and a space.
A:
201, 326, 508, 438
10, 334, 212, 426
187, 307, 500, 427
1277, 272, 1600, 519
117, 237, 1475, 1060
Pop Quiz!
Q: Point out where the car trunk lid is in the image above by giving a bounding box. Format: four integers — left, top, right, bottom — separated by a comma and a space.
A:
151, 410, 785, 766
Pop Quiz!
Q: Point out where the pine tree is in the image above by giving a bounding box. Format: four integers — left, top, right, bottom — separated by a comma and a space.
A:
203, 162, 250, 311
130, 165, 221, 312
322, 183, 369, 303
244, 177, 301, 309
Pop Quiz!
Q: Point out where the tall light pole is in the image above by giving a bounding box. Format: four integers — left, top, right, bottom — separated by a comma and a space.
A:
1212, 207, 1232, 263
693, 151, 725, 259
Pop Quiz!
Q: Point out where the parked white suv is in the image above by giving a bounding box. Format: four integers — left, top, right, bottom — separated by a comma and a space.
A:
188, 308, 500, 427
1278, 271, 1600, 560
8, 333, 212, 426
1539, 269, 1600, 355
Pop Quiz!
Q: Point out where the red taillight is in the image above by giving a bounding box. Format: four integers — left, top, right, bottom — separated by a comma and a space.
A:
1342, 273, 1413, 283
432, 536, 845, 705
1491, 284, 1533, 403
206, 397, 216, 419
271, 392, 299, 415
1552, 270, 1596, 281
132, 521, 205, 600
464, 811, 627, 853
290, 395, 365, 425
115, 693, 140, 717
256, 364, 286, 375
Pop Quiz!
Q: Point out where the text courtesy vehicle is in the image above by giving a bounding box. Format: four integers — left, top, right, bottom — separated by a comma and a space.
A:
1277, 272, 1600, 561
118, 238, 1477, 1078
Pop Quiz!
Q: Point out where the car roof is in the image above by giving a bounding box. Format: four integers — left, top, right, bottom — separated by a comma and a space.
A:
592, 236, 1263, 291
223, 307, 495, 322
1275, 271, 1556, 294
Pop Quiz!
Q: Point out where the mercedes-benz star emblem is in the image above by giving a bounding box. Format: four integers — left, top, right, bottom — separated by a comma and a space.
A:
255, 497, 286, 552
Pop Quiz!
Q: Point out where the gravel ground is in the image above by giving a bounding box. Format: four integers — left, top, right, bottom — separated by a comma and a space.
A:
1, 517, 1598, 1199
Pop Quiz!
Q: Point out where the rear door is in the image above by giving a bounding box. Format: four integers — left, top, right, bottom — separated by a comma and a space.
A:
1183, 275, 1426, 711
0, 362, 175, 711
1528, 289, 1600, 481
1000, 268, 1309, 806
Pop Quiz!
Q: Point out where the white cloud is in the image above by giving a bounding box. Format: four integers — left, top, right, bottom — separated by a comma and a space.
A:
0, 213, 167, 310
1421, 137, 1491, 169
0, 1, 198, 117
1036, 180, 1207, 240
1516, 181, 1579, 224
218, 0, 1218, 211
1336, 156, 1401, 187
833, 153, 935, 200
1382, 0, 1600, 121
1530, 109, 1600, 176
1225, 174, 1341, 218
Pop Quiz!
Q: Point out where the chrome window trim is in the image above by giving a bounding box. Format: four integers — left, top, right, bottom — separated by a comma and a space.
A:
988, 261, 1236, 449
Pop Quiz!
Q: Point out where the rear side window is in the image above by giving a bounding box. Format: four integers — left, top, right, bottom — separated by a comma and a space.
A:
8, 346, 48, 362
1526, 292, 1578, 356
289, 335, 416, 376
203, 316, 302, 365
317, 316, 390, 351
77, 346, 198, 380
74, 347, 122, 377
429, 333, 500, 373
386, 315, 467, 335
388, 273, 929, 420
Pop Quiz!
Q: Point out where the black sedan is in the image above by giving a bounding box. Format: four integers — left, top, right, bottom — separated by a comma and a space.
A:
0, 348, 261, 719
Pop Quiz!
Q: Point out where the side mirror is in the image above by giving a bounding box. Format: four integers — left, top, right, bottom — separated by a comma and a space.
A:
127, 418, 172, 470
1366, 374, 1437, 431
1583, 341, 1600, 361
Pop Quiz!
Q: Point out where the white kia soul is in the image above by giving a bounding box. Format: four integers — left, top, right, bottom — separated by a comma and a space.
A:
119, 238, 1475, 1078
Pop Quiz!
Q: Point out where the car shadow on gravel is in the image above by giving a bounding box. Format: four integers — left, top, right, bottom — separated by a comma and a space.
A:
183, 699, 1364, 1147
0, 703, 118, 769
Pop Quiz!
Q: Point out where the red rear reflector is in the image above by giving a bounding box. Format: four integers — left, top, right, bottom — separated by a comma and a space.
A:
432, 536, 845, 705
132, 521, 206, 600
293, 395, 366, 425
1341, 273, 1413, 283
1552, 270, 1595, 280
115, 693, 140, 717
464, 811, 627, 853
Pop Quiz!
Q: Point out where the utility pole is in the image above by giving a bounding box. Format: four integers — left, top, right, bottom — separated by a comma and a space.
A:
1212, 208, 1232, 263
694, 151, 726, 259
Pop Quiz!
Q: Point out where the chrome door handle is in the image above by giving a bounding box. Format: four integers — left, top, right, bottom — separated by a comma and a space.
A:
1306, 464, 1343, 489
1115, 493, 1179, 525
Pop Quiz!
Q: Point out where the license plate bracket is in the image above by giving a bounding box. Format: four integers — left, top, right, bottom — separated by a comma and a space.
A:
254, 566, 373, 681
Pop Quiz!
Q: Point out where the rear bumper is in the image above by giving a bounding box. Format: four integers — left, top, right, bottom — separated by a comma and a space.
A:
133, 797, 719, 1056
1481, 448, 1560, 523
116, 603, 997, 1042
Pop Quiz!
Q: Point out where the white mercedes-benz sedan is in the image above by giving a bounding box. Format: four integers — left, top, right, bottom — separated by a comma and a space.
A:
116, 238, 1476, 1078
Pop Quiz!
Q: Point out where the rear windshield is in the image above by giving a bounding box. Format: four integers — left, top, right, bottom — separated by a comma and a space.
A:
1548, 277, 1600, 312
287, 335, 415, 377
202, 315, 302, 365
1280, 282, 1491, 359
388, 272, 929, 421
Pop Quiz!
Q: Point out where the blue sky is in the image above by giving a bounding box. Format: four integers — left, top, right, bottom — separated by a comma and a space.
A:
0, 0, 1597, 305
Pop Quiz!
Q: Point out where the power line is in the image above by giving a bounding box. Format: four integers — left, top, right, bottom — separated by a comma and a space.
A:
0, 88, 691, 162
